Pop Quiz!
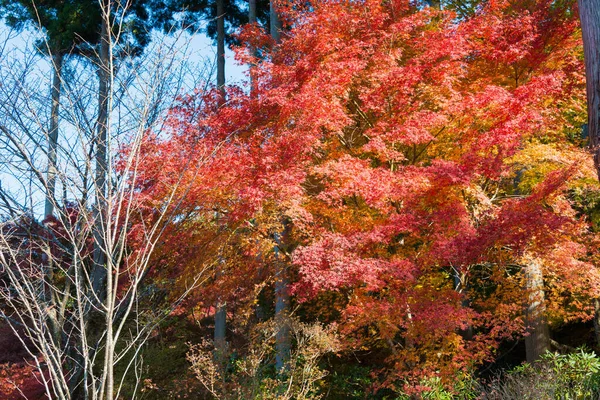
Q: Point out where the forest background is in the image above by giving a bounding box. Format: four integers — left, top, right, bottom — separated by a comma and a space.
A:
2, 0, 600, 398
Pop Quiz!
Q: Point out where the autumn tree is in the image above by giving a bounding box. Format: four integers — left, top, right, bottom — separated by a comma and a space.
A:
237, 0, 596, 387
128, 0, 599, 395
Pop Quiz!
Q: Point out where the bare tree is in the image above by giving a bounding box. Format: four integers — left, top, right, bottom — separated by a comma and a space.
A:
0, 7, 219, 399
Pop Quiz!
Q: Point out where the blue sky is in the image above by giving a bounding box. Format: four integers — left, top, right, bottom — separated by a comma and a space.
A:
0, 21, 248, 217
0, 21, 249, 86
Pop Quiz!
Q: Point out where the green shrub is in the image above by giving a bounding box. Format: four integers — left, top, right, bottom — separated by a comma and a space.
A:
395, 374, 481, 400
483, 348, 600, 399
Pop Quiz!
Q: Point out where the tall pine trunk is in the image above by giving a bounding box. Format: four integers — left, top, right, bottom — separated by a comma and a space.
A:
270, 0, 281, 42
213, 0, 228, 359
524, 256, 550, 363
248, 0, 264, 322
578, 0, 600, 348
216, 0, 226, 99
249, 0, 256, 24
45, 52, 64, 218
579, 0, 600, 179
249, 0, 258, 97
274, 228, 290, 372
91, 10, 110, 303
270, 1, 290, 373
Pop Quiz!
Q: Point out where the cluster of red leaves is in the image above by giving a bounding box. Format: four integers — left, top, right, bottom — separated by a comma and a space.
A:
0, 324, 46, 399
127, 0, 600, 391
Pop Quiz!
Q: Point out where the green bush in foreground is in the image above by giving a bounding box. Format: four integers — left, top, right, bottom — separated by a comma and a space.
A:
395, 348, 600, 399
483, 349, 600, 399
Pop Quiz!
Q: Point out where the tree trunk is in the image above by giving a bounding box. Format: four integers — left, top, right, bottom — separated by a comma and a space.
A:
217, 0, 226, 101
91, 10, 113, 400
578, 0, 600, 347
45, 52, 64, 218
579, 0, 600, 179
214, 300, 227, 363
213, 3, 227, 367
274, 243, 290, 373
524, 256, 550, 363
214, 255, 226, 366
249, 0, 256, 24
270, 0, 290, 374
249, 0, 258, 97
426, 0, 441, 9
594, 299, 600, 347
43, 52, 64, 361
270, 0, 282, 42
91, 10, 110, 304
454, 269, 473, 340
273, 225, 290, 373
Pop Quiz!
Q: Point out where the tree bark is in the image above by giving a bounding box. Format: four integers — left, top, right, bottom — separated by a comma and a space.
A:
524, 256, 550, 363
426, 0, 441, 9
579, 0, 600, 179
248, 0, 258, 98
213, 2, 227, 367
273, 222, 291, 373
269, 1, 289, 374
214, 300, 227, 363
270, 0, 282, 43
216, 0, 226, 102
453, 269, 473, 340
91, 10, 110, 304
249, 0, 256, 24
91, 9, 113, 399
594, 299, 600, 347
214, 257, 226, 366
578, 0, 600, 348
274, 237, 290, 373
45, 52, 64, 218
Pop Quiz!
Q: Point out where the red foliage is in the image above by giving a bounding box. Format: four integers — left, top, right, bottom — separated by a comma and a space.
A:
127, 0, 599, 390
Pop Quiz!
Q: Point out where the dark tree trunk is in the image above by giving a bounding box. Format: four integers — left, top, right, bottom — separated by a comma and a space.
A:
91, 11, 110, 302
426, 0, 441, 9
249, 0, 258, 97
270, 0, 282, 42
216, 0, 226, 101
214, 299, 227, 363
579, 0, 600, 178
213, 1, 227, 364
453, 269, 473, 341
214, 251, 226, 364
594, 299, 600, 347
578, 0, 600, 347
270, 0, 290, 374
274, 232, 290, 373
249, 0, 256, 23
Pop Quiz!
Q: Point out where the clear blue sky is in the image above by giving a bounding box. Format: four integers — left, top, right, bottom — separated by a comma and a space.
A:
0, 21, 248, 216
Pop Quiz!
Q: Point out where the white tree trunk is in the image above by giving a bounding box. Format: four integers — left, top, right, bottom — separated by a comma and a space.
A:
44, 52, 64, 218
